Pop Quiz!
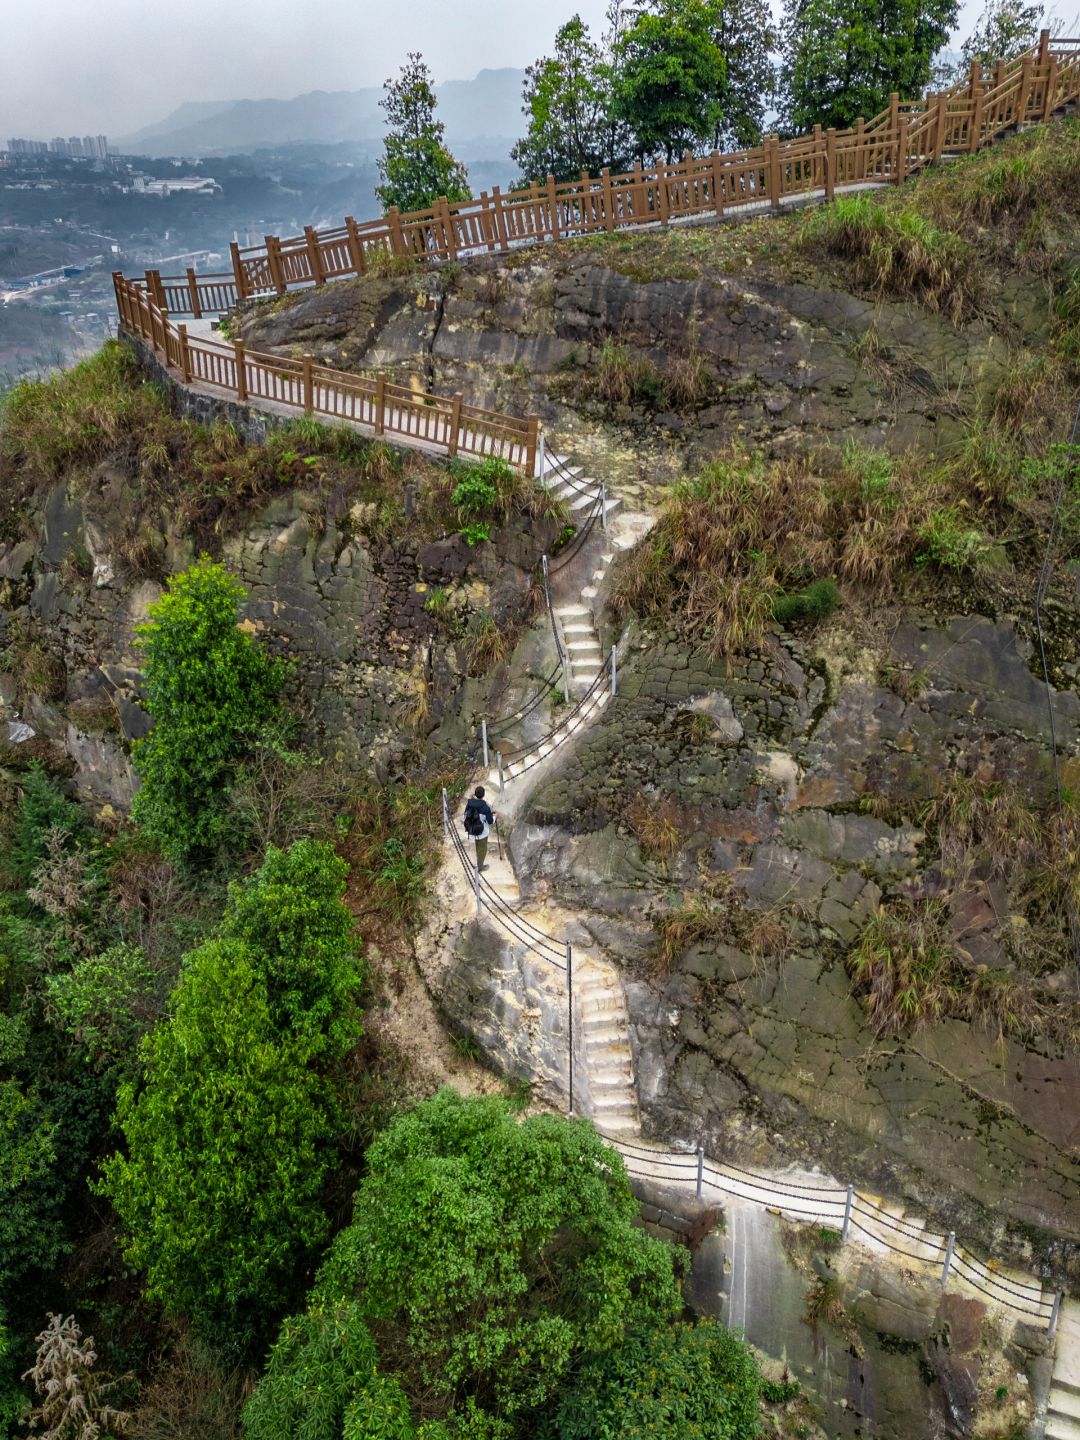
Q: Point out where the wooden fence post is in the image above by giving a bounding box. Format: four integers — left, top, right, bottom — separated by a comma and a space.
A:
185, 267, 202, 318
374, 373, 386, 435
825, 128, 837, 199
1043, 52, 1059, 118
889, 94, 905, 183
969, 61, 985, 150
345, 216, 367, 276
767, 134, 782, 209
304, 227, 325, 286
524, 415, 539, 478
178, 324, 191, 383
233, 340, 247, 402
657, 164, 670, 224
1017, 53, 1033, 126
855, 118, 866, 180
112, 272, 126, 329
387, 206, 407, 257
601, 168, 615, 230
448, 393, 462, 456
491, 186, 510, 250
439, 197, 459, 260
230, 241, 248, 301
477, 191, 493, 252
813, 124, 823, 191
1037, 27, 1050, 64
302, 353, 314, 414
265, 236, 286, 296
711, 152, 725, 216
546, 174, 560, 241
148, 269, 166, 312
934, 91, 948, 160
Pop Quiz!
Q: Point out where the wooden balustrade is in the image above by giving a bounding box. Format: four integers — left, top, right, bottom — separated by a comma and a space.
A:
116, 31, 1078, 333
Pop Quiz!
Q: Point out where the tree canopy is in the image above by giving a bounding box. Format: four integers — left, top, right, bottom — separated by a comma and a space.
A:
249, 1091, 685, 1434
614, 0, 728, 162
512, 17, 617, 183
779, 0, 959, 132
100, 841, 363, 1344
377, 53, 471, 213
131, 557, 287, 864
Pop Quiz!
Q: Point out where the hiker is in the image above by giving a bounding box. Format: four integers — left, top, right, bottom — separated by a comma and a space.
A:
463, 786, 495, 871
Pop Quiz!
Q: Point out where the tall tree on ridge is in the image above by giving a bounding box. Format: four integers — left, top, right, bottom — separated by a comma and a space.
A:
778, 0, 959, 133
376, 52, 471, 215
614, 0, 728, 163
711, 0, 777, 149
512, 16, 615, 183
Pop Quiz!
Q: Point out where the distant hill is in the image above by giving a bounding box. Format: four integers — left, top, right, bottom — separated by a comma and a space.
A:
118, 69, 526, 162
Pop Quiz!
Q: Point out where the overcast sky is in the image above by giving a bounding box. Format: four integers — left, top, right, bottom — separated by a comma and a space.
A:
0, 0, 1017, 141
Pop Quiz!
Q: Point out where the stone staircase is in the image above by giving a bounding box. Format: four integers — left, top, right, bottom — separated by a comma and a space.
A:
574, 954, 640, 1137
1047, 1303, 1080, 1440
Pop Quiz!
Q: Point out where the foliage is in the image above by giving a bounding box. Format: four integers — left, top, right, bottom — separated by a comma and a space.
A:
778, 0, 958, 132
547, 1318, 762, 1440
22, 1314, 131, 1440
100, 843, 363, 1343
915, 507, 988, 569
0, 1306, 27, 1438
44, 944, 156, 1071
614, 0, 728, 163
130, 559, 287, 864
0, 1071, 65, 1293
0, 343, 162, 480
6, 761, 88, 888
623, 792, 682, 860
956, 0, 1045, 75
712, 0, 776, 149
376, 54, 471, 214
772, 578, 840, 625
512, 17, 618, 182
280, 1091, 681, 1431
802, 194, 972, 319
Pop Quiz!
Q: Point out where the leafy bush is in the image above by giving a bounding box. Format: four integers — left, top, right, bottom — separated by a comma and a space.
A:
915, 507, 987, 570
772, 578, 840, 626
548, 1318, 762, 1440
131, 558, 288, 863
100, 842, 363, 1344
274, 1091, 681, 1433
803, 194, 972, 319
44, 943, 156, 1071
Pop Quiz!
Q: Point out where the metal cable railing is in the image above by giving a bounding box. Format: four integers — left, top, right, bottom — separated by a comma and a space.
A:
495, 644, 614, 776
487, 661, 565, 737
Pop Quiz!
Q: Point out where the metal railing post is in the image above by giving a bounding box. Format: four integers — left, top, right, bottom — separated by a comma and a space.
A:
542, 552, 552, 611
842, 1185, 854, 1241
696, 1144, 704, 1200
600, 482, 607, 532
941, 1231, 955, 1285
1049, 1289, 1064, 1339
497, 751, 506, 796
481, 719, 489, 770
441, 786, 450, 838
539, 431, 546, 485
610, 645, 617, 698
567, 941, 574, 1117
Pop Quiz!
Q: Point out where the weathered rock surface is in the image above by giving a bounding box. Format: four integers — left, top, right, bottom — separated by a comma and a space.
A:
515, 617, 1080, 1248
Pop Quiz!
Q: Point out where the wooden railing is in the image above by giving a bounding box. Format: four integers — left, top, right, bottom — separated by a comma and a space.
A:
123, 31, 1080, 321
114, 273, 539, 473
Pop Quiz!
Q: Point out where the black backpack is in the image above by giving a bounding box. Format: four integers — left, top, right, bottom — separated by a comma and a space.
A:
463, 800, 484, 837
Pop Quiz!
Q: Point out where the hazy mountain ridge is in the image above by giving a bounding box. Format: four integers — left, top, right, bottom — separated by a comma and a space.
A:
118, 68, 527, 159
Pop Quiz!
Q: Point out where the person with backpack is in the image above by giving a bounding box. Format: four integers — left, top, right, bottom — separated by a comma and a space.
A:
463, 786, 495, 870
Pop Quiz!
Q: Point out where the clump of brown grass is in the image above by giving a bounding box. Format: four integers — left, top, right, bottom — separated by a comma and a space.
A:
624, 792, 682, 860
666, 348, 711, 408
920, 773, 1041, 877
652, 875, 795, 982
465, 611, 515, 675
611, 447, 943, 656
593, 339, 667, 407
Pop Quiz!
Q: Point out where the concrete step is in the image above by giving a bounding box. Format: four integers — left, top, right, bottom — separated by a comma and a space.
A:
566, 639, 601, 653
556, 603, 591, 618
562, 622, 595, 635
1050, 1391, 1080, 1423
1046, 1413, 1080, 1440
581, 586, 599, 600
583, 1023, 630, 1045
590, 1074, 635, 1093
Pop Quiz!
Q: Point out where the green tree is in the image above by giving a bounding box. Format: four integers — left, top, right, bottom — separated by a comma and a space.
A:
712, 0, 776, 148
292, 1091, 682, 1432
0, 1305, 28, 1439
512, 17, 618, 183
614, 0, 728, 163
377, 53, 471, 214
957, 0, 1044, 70
131, 558, 287, 864
45, 943, 156, 1072
779, 0, 959, 133
100, 842, 362, 1344
548, 1318, 763, 1439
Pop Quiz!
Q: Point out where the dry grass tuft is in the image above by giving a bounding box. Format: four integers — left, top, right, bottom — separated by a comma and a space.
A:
624, 792, 682, 860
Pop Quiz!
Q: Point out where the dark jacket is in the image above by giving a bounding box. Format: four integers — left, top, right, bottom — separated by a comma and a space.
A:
464, 796, 494, 828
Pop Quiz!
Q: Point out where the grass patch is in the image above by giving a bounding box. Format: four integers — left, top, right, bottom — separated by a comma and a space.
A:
624, 792, 682, 860
802, 194, 972, 320
651, 876, 796, 982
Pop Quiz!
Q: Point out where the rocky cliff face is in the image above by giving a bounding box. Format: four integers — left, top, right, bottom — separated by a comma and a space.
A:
511, 615, 1080, 1255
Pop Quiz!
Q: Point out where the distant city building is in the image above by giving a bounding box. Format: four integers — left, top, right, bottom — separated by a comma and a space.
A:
5, 135, 109, 158
129, 174, 221, 197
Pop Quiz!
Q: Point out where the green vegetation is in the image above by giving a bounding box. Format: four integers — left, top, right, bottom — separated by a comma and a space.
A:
249, 1090, 693, 1436
376, 53, 470, 214
100, 841, 363, 1344
131, 559, 288, 863
549, 1318, 763, 1440
772, 577, 840, 625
